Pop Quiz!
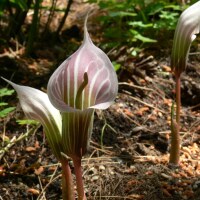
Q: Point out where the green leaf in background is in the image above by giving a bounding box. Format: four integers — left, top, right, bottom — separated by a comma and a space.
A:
0, 88, 15, 97
109, 11, 136, 17
10, 0, 28, 10
153, 11, 179, 30
129, 29, 157, 43
146, 2, 165, 15
164, 4, 184, 11
0, 88, 16, 118
112, 61, 121, 72
0, 107, 16, 118
16, 119, 39, 125
160, 11, 179, 21
129, 21, 153, 28
0, 102, 8, 106
0, 0, 6, 15
135, 34, 157, 43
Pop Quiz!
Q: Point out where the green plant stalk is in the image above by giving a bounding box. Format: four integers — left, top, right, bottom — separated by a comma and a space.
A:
42, 0, 57, 39
25, 0, 41, 55
169, 73, 181, 165
72, 156, 86, 200
100, 123, 107, 148
0, 124, 40, 161
9, 0, 32, 39
56, 0, 73, 35
61, 159, 75, 200
101, 119, 117, 148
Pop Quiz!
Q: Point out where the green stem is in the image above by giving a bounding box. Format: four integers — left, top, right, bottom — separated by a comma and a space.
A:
42, 0, 56, 38
61, 159, 75, 200
25, 0, 40, 56
72, 156, 86, 200
56, 0, 73, 35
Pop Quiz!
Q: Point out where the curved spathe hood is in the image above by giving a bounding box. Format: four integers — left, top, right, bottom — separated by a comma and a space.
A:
47, 18, 118, 112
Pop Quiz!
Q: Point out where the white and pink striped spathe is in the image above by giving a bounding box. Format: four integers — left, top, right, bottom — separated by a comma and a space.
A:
47, 18, 118, 112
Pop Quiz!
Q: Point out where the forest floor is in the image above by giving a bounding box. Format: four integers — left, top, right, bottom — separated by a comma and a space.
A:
0, 1, 200, 200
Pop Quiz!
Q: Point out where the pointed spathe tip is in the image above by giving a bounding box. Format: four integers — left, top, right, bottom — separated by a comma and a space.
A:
83, 11, 92, 43
1, 77, 15, 87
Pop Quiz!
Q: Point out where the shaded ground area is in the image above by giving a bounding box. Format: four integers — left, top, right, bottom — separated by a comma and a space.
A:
0, 1, 200, 200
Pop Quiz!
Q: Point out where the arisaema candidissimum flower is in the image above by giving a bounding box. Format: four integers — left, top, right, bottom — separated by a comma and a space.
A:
2, 16, 118, 200
47, 18, 118, 160
3, 17, 118, 161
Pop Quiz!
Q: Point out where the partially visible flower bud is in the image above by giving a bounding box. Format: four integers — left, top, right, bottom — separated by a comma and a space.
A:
171, 1, 200, 75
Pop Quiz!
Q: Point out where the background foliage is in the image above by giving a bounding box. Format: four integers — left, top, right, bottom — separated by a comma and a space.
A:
0, 88, 15, 118
0, 0, 199, 56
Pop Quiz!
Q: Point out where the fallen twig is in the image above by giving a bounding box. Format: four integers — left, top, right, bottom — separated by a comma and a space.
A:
128, 95, 167, 114
119, 82, 154, 92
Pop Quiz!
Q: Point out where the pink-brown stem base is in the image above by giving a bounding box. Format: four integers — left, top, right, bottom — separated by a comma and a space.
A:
169, 73, 181, 166
72, 156, 86, 200
61, 159, 75, 200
